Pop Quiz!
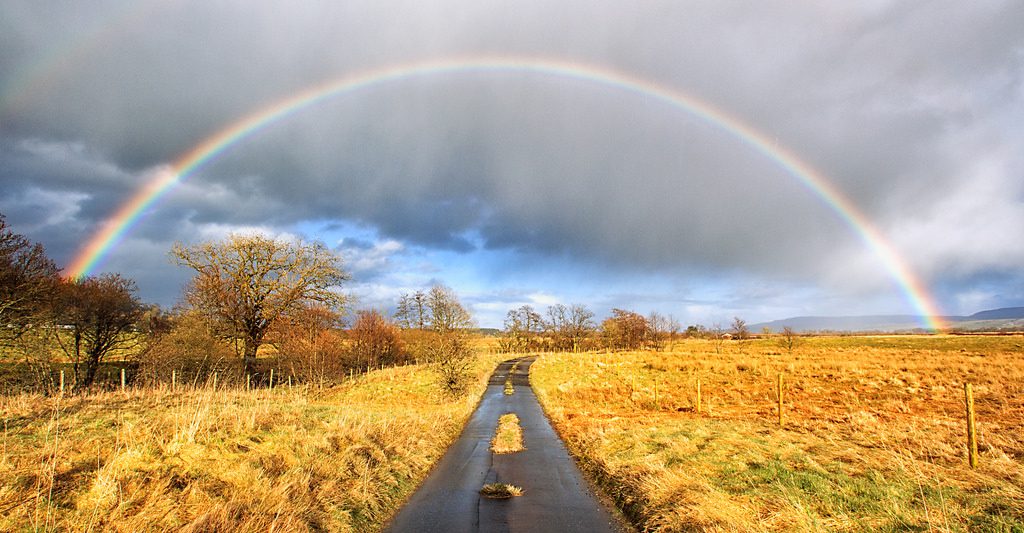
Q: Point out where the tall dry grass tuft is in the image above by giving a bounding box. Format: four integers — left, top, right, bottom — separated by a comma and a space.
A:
532, 335, 1024, 532
0, 354, 504, 531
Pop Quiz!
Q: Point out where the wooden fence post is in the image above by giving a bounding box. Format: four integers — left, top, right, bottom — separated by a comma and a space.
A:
777, 373, 784, 427
965, 383, 978, 468
60, 370, 65, 395
696, 378, 701, 414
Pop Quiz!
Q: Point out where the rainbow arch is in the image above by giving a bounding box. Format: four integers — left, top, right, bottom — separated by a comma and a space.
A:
64, 56, 946, 330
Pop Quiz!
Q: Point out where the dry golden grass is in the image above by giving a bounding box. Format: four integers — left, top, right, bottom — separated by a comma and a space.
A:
492, 413, 525, 455
479, 482, 523, 499
0, 353, 504, 532
532, 335, 1024, 532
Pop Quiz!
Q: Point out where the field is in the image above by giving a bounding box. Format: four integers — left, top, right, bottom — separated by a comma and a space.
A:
532, 335, 1024, 532
0, 353, 504, 531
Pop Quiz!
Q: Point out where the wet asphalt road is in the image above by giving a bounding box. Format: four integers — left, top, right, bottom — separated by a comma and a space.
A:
384, 357, 630, 533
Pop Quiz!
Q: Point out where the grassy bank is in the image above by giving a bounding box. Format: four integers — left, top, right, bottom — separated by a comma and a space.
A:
1, 354, 503, 531
532, 335, 1024, 531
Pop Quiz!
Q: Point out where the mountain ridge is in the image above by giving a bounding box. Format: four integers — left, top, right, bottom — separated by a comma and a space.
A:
751, 306, 1024, 333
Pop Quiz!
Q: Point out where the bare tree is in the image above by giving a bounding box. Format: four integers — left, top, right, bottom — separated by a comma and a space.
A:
172, 234, 349, 376
501, 305, 543, 353
710, 323, 726, 354
666, 314, 681, 351
543, 304, 568, 350
648, 312, 670, 350
421, 285, 475, 393
0, 213, 60, 342
731, 316, 750, 340
411, 290, 428, 329
427, 284, 473, 334
566, 304, 596, 352
394, 294, 413, 329
56, 274, 143, 389
780, 326, 800, 355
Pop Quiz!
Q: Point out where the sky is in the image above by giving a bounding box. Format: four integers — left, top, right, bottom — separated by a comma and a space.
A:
1, 1, 1022, 328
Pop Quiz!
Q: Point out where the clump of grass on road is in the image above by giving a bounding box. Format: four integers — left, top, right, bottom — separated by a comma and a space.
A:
0, 354, 504, 531
532, 336, 1024, 532
504, 361, 519, 395
480, 482, 523, 499
491, 413, 525, 454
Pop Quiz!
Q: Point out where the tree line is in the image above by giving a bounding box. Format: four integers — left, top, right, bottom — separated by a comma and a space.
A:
497, 305, 752, 353
0, 213, 475, 394
2, 209, 758, 395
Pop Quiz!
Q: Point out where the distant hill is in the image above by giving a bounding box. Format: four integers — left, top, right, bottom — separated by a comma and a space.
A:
751, 307, 1024, 333
967, 307, 1024, 320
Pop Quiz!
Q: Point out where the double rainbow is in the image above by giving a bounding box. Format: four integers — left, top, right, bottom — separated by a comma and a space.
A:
63, 56, 946, 330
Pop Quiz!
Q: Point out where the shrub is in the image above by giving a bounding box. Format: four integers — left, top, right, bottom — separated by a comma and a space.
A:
137, 310, 237, 386
431, 334, 474, 394
349, 310, 407, 369
273, 304, 348, 386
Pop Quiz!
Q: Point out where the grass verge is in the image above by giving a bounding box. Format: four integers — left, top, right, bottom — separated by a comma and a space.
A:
532, 336, 1024, 532
0, 353, 504, 531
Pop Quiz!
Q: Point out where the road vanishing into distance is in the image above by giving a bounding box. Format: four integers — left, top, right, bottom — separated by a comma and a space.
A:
385, 357, 631, 533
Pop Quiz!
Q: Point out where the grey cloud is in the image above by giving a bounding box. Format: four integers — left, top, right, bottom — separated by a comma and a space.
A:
2, 0, 1022, 315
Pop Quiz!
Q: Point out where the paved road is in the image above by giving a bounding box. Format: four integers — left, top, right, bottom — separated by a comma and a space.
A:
384, 357, 630, 533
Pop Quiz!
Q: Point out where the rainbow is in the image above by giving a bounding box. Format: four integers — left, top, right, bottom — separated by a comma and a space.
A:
1, 3, 162, 113
64, 56, 947, 330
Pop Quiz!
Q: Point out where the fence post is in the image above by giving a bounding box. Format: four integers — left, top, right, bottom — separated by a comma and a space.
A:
696, 377, 701, 414
965, 383, 978, 468
121, 368, 126, 392
777, 373, 784, 427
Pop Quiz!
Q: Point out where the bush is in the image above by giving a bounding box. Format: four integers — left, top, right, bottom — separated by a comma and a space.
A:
273, 305, 349, 386
349, 310, 407, 369
137, 310, 237, 386
430, 334, 474, 394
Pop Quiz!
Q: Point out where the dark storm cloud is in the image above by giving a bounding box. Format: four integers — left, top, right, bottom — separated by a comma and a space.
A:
2, 0, 1022, 314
